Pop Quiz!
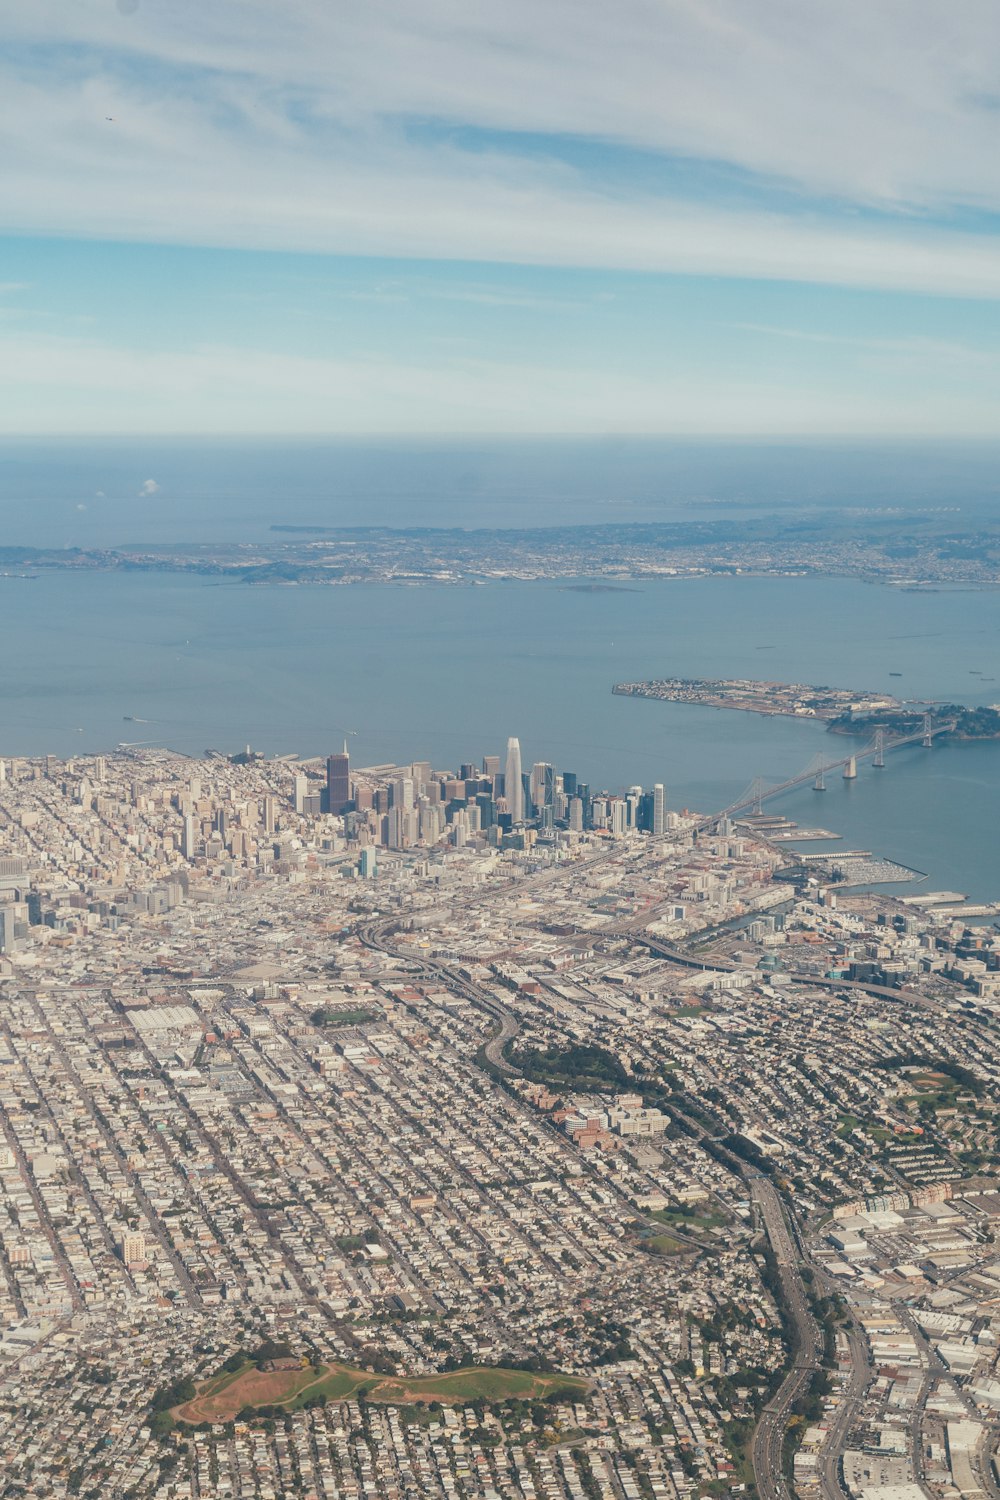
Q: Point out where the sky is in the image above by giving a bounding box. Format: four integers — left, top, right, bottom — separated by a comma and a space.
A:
3, 0, 1000, 435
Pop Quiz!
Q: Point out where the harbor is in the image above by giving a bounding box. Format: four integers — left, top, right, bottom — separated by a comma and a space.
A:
796, 850, 927, 886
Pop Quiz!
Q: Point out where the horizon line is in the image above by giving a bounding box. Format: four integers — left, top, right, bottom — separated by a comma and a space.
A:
3, 431, 1000, 444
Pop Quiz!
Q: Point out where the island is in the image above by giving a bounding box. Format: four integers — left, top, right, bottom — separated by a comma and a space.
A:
613, 677, 1000, 738
612, 676, 904, 720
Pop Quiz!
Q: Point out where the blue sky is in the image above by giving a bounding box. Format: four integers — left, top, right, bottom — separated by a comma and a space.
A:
3, 0, 1000, 434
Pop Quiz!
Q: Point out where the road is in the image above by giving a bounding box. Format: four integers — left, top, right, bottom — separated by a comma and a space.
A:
814, 1308, 869, 1500
356, 915, 520, 1068
355, 915, 706, 1254
357, 877, 883, 1500
897, 1307, 1000, 1500
638, 934, 936, 1010
748, 1178, 822, 1500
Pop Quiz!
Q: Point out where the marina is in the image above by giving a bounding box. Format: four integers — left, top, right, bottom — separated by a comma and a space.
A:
797, 850, 926, 886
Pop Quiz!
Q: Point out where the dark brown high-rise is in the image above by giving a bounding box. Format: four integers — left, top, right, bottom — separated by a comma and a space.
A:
326, 744, 351, 813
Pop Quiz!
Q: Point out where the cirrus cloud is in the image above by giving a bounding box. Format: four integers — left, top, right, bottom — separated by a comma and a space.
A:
1, 1, 1000, 298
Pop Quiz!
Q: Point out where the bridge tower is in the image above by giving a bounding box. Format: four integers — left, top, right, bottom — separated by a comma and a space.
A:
922, 712, 934, 748
843, 756, 857, 780
873, 727, 886, 769
751, 777, 765, 816
813, 766, 826, 791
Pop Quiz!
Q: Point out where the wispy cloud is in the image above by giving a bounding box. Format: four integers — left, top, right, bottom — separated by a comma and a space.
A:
4, 3, 1000, 436
346, 282, 594, 310
2, 328, 999, 436
4, 81, 1000, 298
7, 1, 1000, 210
731, 323, 997, 366
426, 286, 589, 310
2, 2, 1000, 294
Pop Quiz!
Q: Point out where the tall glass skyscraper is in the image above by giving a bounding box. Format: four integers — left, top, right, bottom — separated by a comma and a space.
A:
505, 737, 524, 824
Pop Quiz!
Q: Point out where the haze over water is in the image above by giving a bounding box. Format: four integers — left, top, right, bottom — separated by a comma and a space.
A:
2, 436, 1000, 544
0, 437, 997, 907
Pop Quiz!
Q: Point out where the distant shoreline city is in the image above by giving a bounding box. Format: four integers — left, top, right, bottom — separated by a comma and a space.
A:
3, 503, 1000, 589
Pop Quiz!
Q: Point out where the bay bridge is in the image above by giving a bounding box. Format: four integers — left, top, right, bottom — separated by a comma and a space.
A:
697, 711, 951, 831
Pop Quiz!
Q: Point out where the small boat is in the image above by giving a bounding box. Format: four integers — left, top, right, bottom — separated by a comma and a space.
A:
889, 672, 902, 677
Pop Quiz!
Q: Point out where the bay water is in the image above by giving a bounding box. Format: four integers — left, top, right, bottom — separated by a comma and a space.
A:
0, 566, 996, 900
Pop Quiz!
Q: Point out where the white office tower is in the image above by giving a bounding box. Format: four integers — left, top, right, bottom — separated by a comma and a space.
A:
419, 802, 443, 844
388, 806, 417, 848
181, 815, 198, 859
653, 783, 666, 835
293, 774, 308, 814
568, 796, 584, 832
505, 737, 524, 823
610, 799, 627, 838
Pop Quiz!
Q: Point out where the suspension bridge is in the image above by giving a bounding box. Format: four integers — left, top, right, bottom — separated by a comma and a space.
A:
696, 712, 951, 832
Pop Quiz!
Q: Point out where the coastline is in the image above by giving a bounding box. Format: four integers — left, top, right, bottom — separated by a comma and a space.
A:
613, 682, 1000, 742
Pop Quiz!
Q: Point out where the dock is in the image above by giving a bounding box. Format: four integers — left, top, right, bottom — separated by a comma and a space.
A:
766, 828, 842, 842
900, 891, 968, 906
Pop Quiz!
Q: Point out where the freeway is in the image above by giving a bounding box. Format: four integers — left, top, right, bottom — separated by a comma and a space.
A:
748, 1178, 823, 1500
355, 915, 707, 1255
355, 860, 881, 1500
753, 1368, 814, 1500
638, 934, 935, 1010
481, 1009, 521, 1072
814, 1297, 870, 1500
653, 1111, 829, 1500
